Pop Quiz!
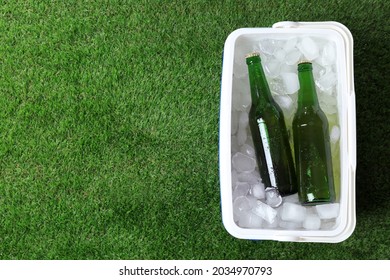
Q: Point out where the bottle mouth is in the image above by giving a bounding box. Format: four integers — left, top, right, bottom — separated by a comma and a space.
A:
245, 52, 261, 64
298, 59, 312, 65
245, 52, 260, 59
298, 60, 313, 71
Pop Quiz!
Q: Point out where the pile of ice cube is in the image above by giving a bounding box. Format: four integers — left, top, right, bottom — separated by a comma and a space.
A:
232, 153, 340, 230
233, 36, 340, 119
231, 35, 341, 230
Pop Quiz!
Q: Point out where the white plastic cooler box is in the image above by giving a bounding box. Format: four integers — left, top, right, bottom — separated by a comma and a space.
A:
219, 21, 356, 242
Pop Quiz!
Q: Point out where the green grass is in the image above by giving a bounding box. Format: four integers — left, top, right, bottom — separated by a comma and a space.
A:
0, 0, 389, 259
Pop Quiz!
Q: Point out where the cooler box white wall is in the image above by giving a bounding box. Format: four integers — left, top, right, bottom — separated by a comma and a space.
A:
219, 21, 356, 243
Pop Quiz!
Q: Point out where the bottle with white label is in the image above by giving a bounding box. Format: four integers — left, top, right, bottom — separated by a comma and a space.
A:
246, 52, 297, 197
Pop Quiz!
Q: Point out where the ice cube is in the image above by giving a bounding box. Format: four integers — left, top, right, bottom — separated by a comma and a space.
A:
238, 211, 263, 228
263, 217, 279, 228
274, 48, 286, 62
231, 169, 238, 186
275, 95, 296, 120
281, 72, 299, 94
319, 91, 338, 115
238, 171, 260, 184
246, 195, 258, 208
233, 62, 248, 79
231, 110, 239, 135
280, 63, 296, 75
269, 78, 284, 95
241, 90, 252, 110
320, 220, 336, 230
232, 91, 243, 112
265, 188, 282, 208
305, 206, 317, 215
285, 48, 301, 65
298, 37, 319, 60
283, 193, 299, 204
234, 39, 257, 65
319, 42, 336, 66
236, 127, 247, 146
233, 182, 251, 200
245, 133, 254, 146
238, 111, 249, 130
240, 143, 256, 158
322, 86, 334, 97
233, 211, 240, 223
274, 94, 293, 110
232, 152, 256, 173
283, 37, 298, 52
303, 214, 321, 230
279, 220, 302, 230
316, 203, 340, 219
316, 70, 337, 91
280, 202, 307, 222
252, 200, 278, 224
263, 60, 281, 78
231, 135, 239, 154
330, 125, 340, 143
232, 77, 251, 111
259, 52, 268, 63
312, 62, 326, 79
233, 196, 253, 217
322, 104, 338, 116
234, 46, 248, 65
259, 39, 278, 55
250, 182, 265, 199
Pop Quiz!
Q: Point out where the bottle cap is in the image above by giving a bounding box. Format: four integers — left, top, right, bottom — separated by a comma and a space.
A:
245, 52, 260, 59
298, 59, 312, 65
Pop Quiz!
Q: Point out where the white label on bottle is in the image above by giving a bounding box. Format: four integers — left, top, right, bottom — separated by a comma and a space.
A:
257, 118, 276, 188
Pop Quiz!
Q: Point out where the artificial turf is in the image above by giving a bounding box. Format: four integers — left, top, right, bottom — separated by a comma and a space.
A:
0, 0, 389, 259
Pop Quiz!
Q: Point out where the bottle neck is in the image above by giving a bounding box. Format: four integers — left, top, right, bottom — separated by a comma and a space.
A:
297, 63, 320, 109
246, 55, 273, 106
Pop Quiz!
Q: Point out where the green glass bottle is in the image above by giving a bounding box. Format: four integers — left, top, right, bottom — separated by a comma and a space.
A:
246, 52, 297, 196
292, 61, 336, 205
